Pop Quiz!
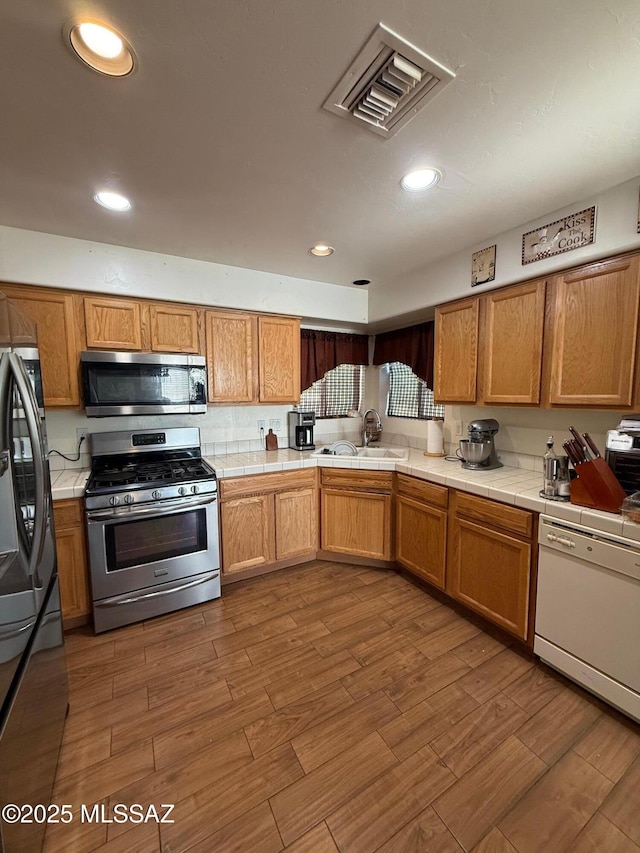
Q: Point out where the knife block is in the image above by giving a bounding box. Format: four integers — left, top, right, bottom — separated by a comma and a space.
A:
570, 457, 627, 514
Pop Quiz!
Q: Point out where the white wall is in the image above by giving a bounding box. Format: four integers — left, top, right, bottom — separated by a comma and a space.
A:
0, 225, 368, 325
369, 176, 640, 324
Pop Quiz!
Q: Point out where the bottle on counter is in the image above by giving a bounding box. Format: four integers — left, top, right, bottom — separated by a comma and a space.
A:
543, 436, 558, 497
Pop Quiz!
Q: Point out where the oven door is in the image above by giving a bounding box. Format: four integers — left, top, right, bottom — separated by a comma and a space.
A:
86, 495, 219, 601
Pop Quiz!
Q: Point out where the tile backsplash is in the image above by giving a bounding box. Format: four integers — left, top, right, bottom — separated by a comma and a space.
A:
44, 365, 626, 475
44, 405, 362, 469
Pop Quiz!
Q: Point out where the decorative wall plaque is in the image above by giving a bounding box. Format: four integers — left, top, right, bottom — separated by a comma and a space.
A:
521, 206, 596, 265
471, 244, 496, 286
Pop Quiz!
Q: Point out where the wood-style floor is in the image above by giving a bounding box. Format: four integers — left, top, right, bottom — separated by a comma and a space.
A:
45, 561, 640, 853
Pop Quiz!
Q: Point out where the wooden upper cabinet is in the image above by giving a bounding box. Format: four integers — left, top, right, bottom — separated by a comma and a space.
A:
434, 297, 479, 403
3, 286, 81, 406
258, 316, 300, 403
480, 280, 546, 404
546, 255, 640, 407
84, 296, 142, 350
206, 310, 255, 402
149, 303, 199, 353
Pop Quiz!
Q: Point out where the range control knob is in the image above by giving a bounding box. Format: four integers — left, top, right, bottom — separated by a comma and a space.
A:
123, 494, 134, 505
108, 496, 120, 506
152, 490, 162, 500
178, 486, 187, 496
191, 484, 199, 494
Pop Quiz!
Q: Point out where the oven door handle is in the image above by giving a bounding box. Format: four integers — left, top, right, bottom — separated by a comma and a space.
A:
94, 571, 220, 607
86, 495, 217, 522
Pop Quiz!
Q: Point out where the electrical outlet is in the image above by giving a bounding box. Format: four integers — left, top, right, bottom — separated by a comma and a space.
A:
76, 428, 88, 445
269, 419, 281, 431
455, 421, 463, 436
257, 420, 266, 431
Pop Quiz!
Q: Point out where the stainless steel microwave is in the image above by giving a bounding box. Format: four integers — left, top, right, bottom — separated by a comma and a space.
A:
81, 351, 207, 417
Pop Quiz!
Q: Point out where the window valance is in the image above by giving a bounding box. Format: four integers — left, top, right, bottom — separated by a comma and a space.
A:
300, 329, 369, 390
372, 321, 435, 387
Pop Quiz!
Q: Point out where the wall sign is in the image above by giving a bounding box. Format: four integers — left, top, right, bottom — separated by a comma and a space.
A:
521, 206, 596, 265
471, 244, 496, 286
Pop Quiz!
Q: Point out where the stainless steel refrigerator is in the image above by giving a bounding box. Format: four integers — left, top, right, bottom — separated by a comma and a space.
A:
0, 292, 68, 853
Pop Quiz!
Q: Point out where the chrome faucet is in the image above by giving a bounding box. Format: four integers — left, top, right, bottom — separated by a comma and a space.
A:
362, 408, 383, 446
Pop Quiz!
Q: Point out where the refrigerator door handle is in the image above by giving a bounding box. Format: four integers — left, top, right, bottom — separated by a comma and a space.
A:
0, 448, 8, 477
8, 353, 48, 589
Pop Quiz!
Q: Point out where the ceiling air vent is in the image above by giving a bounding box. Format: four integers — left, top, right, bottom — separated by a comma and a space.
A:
322, 24, 455, 138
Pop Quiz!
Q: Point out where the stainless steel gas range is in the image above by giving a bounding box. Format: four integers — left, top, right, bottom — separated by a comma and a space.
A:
84, 427, 220, 633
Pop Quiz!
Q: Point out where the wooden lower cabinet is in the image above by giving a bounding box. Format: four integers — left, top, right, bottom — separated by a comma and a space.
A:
219, 470, 317, 575
321, 488, 392, 561
396, 495, 447, 589
53, 499, 90, 629
447, 493, 533, 640
275, 487, 317, 560
395, 473, 448, 588
220, 494, 275, 572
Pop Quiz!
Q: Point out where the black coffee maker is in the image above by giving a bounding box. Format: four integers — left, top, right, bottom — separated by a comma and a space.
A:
288, 410, 315, 451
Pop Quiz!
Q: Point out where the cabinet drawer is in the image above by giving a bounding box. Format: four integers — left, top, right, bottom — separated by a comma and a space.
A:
320, 469, 393, 493
454, 491, 533, 538
396, 473, 448, 508
220, 468, 316, 500
53, 498, 83, 530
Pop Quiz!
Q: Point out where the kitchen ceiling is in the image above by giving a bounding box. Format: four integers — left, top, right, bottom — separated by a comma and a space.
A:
1, 0, 639, 294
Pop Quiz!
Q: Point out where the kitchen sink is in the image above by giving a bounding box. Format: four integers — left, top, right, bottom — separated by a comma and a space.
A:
312, 446, 409, 460
356, 447, 409, 459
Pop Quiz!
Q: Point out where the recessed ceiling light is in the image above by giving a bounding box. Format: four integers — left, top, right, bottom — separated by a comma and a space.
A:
352, 279, 371, 286
309, 244, 334, 257
400, 168, 442, 192
94, 191, 132, 212
66, 20, 135, 76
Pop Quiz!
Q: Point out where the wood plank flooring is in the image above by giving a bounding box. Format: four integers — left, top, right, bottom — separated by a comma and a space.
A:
45, 561, 640, 853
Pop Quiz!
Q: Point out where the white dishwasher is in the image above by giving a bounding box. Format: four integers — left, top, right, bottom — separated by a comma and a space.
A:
535, 515, 640, 723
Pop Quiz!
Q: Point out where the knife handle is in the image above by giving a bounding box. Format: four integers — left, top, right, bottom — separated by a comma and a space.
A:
568, 426, 589, 461
582, 433, 601, 458
563, 440, 582, 467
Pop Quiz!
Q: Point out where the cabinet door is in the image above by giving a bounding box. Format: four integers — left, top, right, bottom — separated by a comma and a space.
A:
396, 495, 446, 589
220, 494, 275, 572
4, 288, 81, 406
321, 488, 391, 560
481, 280, 546, 404
149, 304, 199, 353
53, 500, 90, 627
84, 296, 142, 350
275, 487, 318, 560
434, 298, 479, 403
448, 516, 531, 639
548, 255, 640, 406
258, 316, 300, 403
206, 311, 255, 402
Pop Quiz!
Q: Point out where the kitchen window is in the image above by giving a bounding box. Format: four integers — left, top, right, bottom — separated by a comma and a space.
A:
386, 362, 444, 420
300, 364, 363, 418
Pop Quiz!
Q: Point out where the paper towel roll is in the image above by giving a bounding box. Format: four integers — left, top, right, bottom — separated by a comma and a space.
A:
425, 418, 445, 456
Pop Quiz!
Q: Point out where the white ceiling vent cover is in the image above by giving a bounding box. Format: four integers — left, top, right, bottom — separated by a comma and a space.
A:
323, 24, 455, 138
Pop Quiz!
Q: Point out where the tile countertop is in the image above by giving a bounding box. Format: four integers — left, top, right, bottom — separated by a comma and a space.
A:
49, 447, 639, 541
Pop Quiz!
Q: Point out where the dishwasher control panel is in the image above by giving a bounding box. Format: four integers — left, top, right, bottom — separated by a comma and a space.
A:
539, 516, 640, 582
